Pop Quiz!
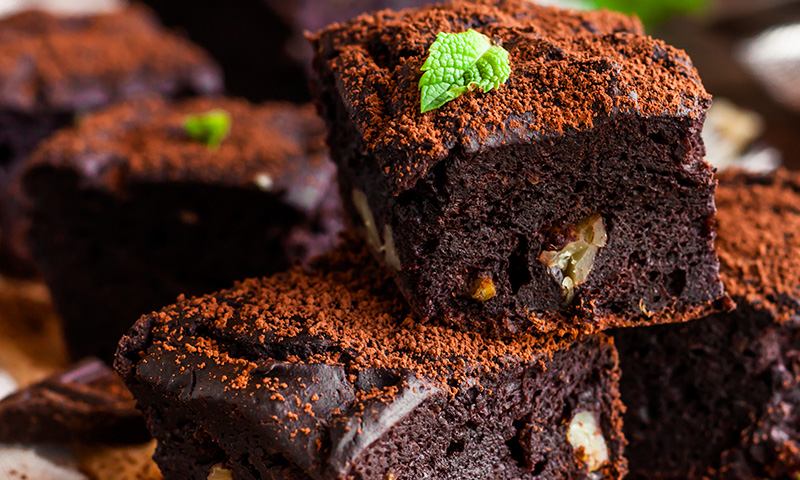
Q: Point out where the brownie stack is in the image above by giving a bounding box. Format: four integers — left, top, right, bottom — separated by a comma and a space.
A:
0, 4, 223, 276
115, 1, 739, 479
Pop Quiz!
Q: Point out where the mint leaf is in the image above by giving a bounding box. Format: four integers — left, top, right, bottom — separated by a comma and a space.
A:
183, 109, 232, 149
419, 29, 511, 113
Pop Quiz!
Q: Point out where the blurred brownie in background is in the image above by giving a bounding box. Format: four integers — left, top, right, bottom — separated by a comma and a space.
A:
138, 0, 435, 103
15, 97, 342, 360
0, 4, 223, 277
0, 358, 148, 445
615, 169, 800, 479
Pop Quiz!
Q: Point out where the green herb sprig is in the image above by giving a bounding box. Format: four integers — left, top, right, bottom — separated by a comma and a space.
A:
183, 109, 232, 149
418, 29, 511, 113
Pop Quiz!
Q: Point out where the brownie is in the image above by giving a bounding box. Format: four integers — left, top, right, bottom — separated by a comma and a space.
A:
0, 4, 222, 277
138, 0, 434, 103
115, 241, 627, 480
311, 0, 729, 337
614, 168, 800, 479
17, 97, 342, 360
0, 358, 149, 445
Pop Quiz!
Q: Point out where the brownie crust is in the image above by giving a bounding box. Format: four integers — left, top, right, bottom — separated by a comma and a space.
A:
311, 0, 727, 337
18, 97, 342, 360
116, 241, 627, 480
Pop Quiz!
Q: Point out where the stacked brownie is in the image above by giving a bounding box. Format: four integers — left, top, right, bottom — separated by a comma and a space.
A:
615, 169, 800, 479
115, 1, 736, 479
0, 4, 223, 276
311, 0, 727, 337
17, 97, 342, 360
116, 240, 627, 479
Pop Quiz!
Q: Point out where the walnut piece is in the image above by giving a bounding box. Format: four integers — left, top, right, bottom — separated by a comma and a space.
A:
468, 276, 496, 301
352, 189, 402, 271
538, 214, 607, 304
207, 464, 233, 480
567, 411, 609, 472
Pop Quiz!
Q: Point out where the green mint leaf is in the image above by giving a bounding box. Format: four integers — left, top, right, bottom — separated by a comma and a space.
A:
418, 29, 511, 113
183, 109, 232, 149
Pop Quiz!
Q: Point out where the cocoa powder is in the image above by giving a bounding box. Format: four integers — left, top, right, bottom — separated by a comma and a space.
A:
717, 169, 800, 324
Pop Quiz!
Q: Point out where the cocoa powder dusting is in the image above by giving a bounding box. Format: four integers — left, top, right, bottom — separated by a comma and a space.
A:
312, 0, 709, 194
145, 238, 577, 390
27, 97, 328, 190
0, 5, 215, 111
717, 169, 800, 323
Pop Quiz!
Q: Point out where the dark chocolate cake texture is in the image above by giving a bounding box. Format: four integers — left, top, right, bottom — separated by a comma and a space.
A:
116, 241, 627, 480
17, 97, 342, 360
0, 4, 223, 276
312, 0, 728, 337
615, 169, 800, 479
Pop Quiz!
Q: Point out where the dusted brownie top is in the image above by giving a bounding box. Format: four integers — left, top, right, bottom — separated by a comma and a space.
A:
312, 0, 709, 194
24, 97, 335, 212
0, 5, 220, 113
117, 239, 581, 391
717, 169, 800, 324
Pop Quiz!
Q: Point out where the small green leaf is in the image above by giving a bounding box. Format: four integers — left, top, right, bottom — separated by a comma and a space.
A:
418, 29, 511, 113
183, 109, 232, 149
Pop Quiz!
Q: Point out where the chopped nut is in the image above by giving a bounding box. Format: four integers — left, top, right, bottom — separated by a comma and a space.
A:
567, 411, 609, 472
207, 464, 233, 480
383, 225, 402, 271
468, 276, 496, 301
538, 214, 607, 304
385, 473, 397, 480
351, 189, 382, 251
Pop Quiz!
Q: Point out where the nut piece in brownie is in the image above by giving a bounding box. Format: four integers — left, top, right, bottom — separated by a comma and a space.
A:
138, 0, 434, 103
0, 358, 148, 445
115, 241, 627, 480
614, 169, 800, 479
17, 97, 342, 360
0, 4, 222, 276
311, 0, 728, 336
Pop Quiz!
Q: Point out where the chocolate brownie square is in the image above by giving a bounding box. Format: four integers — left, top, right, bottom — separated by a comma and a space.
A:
17, 97, 342, 360
614, 169, 800, 479
138, 0, 435, 103
0, 358, 148, 445
115, 241, 627, 480
311, 0, 728, 336
0, 4, 222, 276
